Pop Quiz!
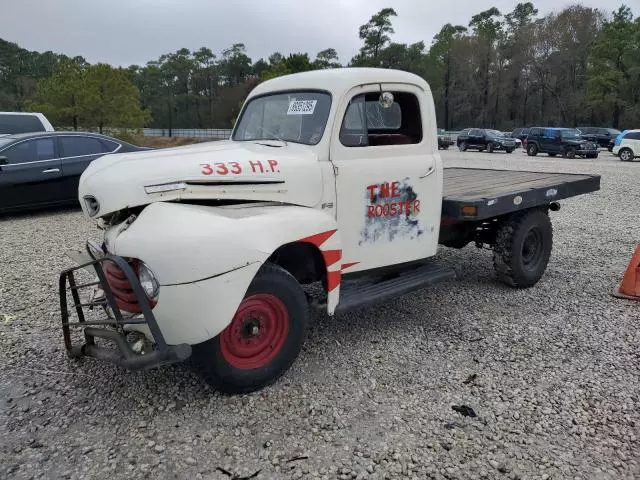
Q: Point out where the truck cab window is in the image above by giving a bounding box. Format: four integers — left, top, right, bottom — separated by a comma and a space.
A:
339, 91, 422, 147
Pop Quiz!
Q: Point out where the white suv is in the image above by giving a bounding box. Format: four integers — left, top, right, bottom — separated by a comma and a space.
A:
0, 112, 54, 135
612, 129, 639, 162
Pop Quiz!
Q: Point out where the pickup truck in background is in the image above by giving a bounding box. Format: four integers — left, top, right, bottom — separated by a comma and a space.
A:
0, 112, 54, 135
60, 68, 601, 393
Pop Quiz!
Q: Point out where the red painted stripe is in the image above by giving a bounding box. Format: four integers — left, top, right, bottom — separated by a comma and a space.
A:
327, 270, 341, 292
299, 229, 337, 247
341, 262, 360, 271
322, 249, 342, 268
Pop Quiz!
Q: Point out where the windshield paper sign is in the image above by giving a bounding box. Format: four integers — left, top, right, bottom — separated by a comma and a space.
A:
287, 100, 317, 115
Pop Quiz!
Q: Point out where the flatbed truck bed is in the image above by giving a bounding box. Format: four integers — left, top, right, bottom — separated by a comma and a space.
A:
441, 167, 601, 222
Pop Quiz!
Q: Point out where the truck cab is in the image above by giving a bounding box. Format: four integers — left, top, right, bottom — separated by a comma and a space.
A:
60, 68, 600, 393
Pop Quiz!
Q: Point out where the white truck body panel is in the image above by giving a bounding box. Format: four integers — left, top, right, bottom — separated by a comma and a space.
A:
79, 140, 324, 217
76, 68, 441, 346
104, 201, 341, 343
330, 81, 442, 272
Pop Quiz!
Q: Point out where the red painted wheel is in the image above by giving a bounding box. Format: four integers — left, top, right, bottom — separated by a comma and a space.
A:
220, 294, 289, 369
191, 263, 309, 394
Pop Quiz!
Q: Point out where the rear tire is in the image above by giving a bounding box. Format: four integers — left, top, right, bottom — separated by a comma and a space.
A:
459, 141, 468, 152
548, 153, 557, 157
493, 209, 553, 288
527, 143, 538, 156
505, 149, 513, 154
192, 263, 308, 394
619, 148, 633, 162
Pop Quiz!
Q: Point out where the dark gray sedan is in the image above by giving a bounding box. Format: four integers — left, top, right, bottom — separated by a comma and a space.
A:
0, 132, 147, 213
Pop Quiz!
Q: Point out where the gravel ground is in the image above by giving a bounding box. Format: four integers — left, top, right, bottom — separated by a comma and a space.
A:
1, 148, 639, 480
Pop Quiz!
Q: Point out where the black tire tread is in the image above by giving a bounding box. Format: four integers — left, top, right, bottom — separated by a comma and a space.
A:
191, 263, 308, 394
493, 209, 553, 288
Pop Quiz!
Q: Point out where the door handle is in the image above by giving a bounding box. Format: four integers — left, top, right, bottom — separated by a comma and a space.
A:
42, 168, 60, 173
420, 166, 435, 178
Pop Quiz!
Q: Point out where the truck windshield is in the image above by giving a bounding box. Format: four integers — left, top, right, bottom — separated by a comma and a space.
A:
233, 91, 331, 145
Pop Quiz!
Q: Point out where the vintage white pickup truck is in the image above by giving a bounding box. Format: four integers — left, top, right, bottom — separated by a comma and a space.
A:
60, 68, 600, 393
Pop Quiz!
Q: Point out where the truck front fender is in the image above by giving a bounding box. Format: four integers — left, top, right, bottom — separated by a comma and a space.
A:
107, 202, 342, 343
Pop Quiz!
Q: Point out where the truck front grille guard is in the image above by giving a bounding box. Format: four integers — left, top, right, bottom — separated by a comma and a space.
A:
59, 253, 191, 370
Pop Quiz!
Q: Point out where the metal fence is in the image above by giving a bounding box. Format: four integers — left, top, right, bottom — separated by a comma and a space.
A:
142, 128, 232, 139
58, 126, 460, 142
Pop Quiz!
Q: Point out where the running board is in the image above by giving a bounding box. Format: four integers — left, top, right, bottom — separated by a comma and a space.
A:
335, 262, 456, 314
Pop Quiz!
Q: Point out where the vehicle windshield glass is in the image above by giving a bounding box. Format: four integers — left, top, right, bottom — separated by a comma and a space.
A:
233, 91, 331, 145
486, 129, 504, 137
608, 129, 621, 135
560, 129, 580, 139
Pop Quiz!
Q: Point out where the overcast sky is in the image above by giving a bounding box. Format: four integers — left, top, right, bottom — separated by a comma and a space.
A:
3, 0, 638, 66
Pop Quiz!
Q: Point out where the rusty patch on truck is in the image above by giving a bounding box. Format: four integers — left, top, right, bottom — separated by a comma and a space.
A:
359, 177, 423, 244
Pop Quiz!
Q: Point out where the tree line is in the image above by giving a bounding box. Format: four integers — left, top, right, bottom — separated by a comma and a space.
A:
0, 3, 638, 132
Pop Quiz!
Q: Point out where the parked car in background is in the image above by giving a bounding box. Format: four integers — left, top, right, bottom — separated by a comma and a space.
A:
437, 128, 454, 149
457, 128, 516, 153
608, 130, 628, 152
0, 112, 54, 135
577, 127, 621, 149
0, 131, 147, 213
524, 127, 599, 158
612, 129, 639, 162
511, 127, 530, 143
502, 131, 522, 149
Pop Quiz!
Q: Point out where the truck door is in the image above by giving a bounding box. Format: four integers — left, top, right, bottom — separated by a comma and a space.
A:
547, 129, 562, 153
329, 84, 442, 273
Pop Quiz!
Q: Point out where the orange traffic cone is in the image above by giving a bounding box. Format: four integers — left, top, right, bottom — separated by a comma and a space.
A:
613, 245, 640, 300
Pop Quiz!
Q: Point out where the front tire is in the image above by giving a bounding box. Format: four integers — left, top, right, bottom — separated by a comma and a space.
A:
459, 141, 468, 152
619, 148, 633, 162
493, 209, 553, 288
527, 143, 538, 156
563, 147, 576, 159
192, 263, 308, 394
548, 153, 557, 157
505, 149, 514, 154
487, 142, 494, 153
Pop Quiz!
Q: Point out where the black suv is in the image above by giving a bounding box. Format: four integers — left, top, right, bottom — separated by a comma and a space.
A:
457, 128, 517, 153
524, 127, 599, 158
577, 127, 621, 149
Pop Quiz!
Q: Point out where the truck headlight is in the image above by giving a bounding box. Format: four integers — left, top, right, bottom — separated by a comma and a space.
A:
138, 262, 159, 301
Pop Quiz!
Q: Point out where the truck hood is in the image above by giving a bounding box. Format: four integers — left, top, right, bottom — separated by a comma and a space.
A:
78, 140, 323, 218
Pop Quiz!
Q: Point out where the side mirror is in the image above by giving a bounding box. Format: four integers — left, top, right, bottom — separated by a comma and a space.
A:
0, 156, 7, 167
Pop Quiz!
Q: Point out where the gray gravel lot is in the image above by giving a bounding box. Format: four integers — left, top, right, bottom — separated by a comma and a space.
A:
1, 148, 639, 480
